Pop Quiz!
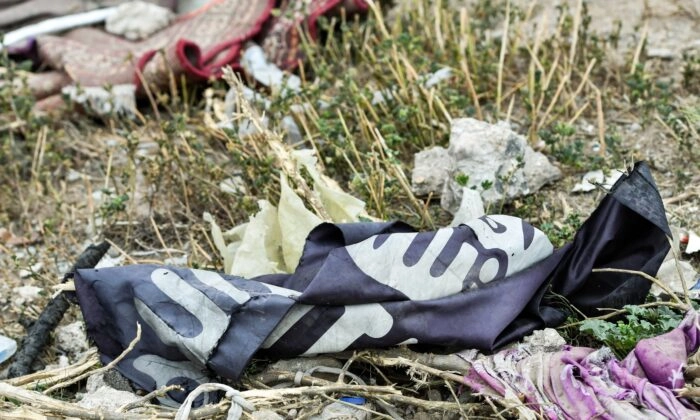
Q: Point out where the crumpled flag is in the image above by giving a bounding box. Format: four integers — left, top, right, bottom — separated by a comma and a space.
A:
463, 310, 700, 419
73, 162, 671, 405
18, 0, 367, 100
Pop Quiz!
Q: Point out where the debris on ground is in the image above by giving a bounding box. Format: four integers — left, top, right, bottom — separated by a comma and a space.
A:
572, 169, 624, 193
105, 1, 175, 41
411, 118, 562, 212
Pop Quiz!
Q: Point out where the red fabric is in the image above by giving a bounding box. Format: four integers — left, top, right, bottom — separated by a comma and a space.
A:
27, 0, 368, 100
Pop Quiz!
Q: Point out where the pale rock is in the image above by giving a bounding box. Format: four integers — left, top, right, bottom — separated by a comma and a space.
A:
442, 118, 561, 212
424, 67, 452, 88
282, 115, 303, 144
220, 175, 248, 195
450, 188, 485, 226
654, 259, 699, 297
572, 169, 624, 193
315, 401, 368, 420
238, 116, 270, 138
66, 169, 83, 183
55, 322, 88, 358
105, 1, 174, 40
78, 386, 140, 411
411, 146, 454, 196
241, 44, 301, 94
524, 328, 566, 353
12, 285, 43, 305
62, 84, 136, 118
163, 254, 188, 266
252, 409, 284, 420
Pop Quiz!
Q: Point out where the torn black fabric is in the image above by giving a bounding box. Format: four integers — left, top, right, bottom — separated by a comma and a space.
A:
74, 161, 669, 404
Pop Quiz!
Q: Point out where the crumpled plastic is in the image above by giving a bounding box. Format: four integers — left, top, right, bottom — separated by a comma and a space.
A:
205, 149, 366, 277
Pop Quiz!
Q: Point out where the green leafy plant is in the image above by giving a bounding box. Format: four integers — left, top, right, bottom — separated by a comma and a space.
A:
579, 305, 683, 358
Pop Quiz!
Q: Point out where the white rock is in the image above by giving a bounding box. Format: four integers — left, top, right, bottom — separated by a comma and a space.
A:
105, 1, 174, 40
424, 67, 452, 88
12, 285, 43, 305
252, 409, 284, 420
442, 118, 561, 212
0, 334, 17, 364
241, 44, 301, 93
95, 254, 123, 269
315, 401, 368, 420
163, 254, 188, 266
78, 386, 140, 411
411, 146, 454, 196
450, 188, 485, 226
686, 230, 700, 254
524, 328, 566, 353
654, 259, 699, 296
220, 175, 248, 195
572, 169, 623, 193
62, 84, 137, 118
55, 322, 88, 358
282, 115, 303, 144
238, 116, 269, 138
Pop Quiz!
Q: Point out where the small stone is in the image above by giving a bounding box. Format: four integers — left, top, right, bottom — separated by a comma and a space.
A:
238, 116, 270, 138
12, 285, 43, 305
105, 1, 174, 40
572, 169, 623, 193
427, 389, 442, 401
66, 169, 82, 183
252, 409, 284, 420
647, 47, 676, 59
78, 386, 140, 411
654, 259, 699, 297
62, 84, 137, 118
411, 146, 454, 196
55, 322, 88, 358
282, 116, 303, 144
524, 328, 566, 353
424, 67, 452, 88
317, 401, 368, 420
242, 44, 301, 93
